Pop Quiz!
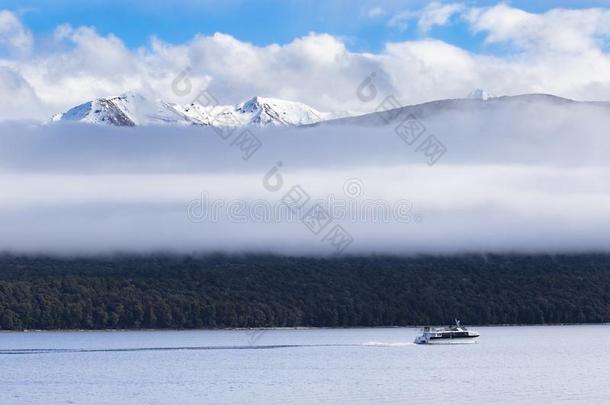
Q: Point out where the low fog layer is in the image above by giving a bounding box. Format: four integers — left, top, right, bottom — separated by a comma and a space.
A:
1, 100, 609, 255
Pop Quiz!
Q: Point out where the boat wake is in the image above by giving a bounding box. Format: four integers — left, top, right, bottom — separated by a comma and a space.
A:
0, 345, 312, 355
0, 342, 417, 355
361, 341, 415, 347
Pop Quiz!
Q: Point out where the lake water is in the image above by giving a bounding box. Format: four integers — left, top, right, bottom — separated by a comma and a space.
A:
1, 325, 609, 404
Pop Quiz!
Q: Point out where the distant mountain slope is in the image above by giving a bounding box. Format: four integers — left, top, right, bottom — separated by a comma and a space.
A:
52, 93, 334, 128
325, 94, 580, 127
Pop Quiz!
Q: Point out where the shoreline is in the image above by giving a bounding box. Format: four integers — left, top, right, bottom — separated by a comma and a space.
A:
3, 323, 609, 333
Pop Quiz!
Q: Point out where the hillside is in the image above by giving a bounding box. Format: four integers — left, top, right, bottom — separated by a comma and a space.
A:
1, 254, 609, 330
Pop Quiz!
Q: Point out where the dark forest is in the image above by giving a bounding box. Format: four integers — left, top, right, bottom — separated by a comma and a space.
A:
1, 254, 609, 330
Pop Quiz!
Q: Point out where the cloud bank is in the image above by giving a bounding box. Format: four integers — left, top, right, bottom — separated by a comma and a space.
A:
1, 98, 610, 255
3, 4, 610, 120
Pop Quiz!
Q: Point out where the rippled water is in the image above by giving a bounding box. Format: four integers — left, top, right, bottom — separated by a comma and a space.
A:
1, 325, 609, 404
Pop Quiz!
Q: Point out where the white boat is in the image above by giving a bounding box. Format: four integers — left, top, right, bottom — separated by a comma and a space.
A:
414, 320, 479, 345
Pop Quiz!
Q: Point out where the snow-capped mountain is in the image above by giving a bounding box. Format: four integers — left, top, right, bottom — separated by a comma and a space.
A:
51, 93, 182, 127
52, 93, 334, 128
54, 90, 606, 131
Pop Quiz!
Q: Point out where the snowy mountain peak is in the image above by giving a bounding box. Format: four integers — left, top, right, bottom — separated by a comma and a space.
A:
53, 94, 332, 128
238, 96, 269, 112
466, 89, 495, 101
235, 96, 327, 126
52, 94, 138, 126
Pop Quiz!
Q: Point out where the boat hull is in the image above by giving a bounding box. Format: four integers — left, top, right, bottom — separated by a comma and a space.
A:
414, 335, 479, 345
419, 338, 479, 345
414, 321, 480, 344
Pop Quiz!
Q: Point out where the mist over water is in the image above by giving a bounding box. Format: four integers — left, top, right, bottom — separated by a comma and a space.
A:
1, 99, 610, 255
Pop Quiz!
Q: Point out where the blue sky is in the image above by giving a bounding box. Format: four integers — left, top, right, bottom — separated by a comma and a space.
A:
5, 0, 610, 52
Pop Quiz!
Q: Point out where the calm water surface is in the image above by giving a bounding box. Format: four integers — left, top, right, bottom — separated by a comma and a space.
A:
1, 325, 609, 404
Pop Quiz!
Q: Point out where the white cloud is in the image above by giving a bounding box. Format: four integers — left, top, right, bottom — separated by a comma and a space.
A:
367, 6, 386, 18
0, 10, 32, 54
388, 2, 463, 33
0, 66, 41, 120
2, 96, 610, 254
465, 4, 610, 53
388, 10, 414, 31
4, 5, 610, 121
418, 2, 464, 32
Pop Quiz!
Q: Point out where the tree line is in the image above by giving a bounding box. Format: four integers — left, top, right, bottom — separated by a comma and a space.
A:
0, 254, 609, 330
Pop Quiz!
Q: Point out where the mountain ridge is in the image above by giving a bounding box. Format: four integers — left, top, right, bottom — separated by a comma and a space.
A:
52, 93, 335, 128
52, 91, 607, 129
321, 93, 590, 127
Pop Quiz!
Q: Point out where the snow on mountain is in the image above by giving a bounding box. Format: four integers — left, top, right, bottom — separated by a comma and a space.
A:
51, 92, 188, 127
52, 95, 137, 126
236, 96, 333, 126
53, 93, 333, 128
466, 89, 495, 100
54, 90, 599, 131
